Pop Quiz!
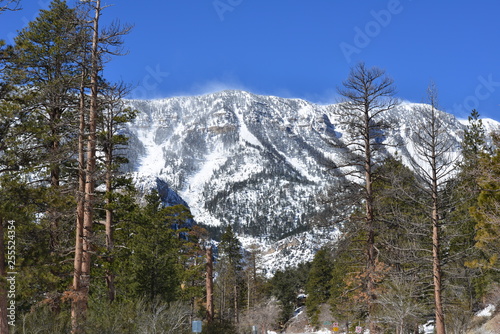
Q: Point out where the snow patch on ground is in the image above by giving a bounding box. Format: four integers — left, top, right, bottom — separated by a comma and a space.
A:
286, 157, 321, 183
235, 106, 263, 148
180, 146, 230, 226
297, 105, 313, 119
136, 126, 165, 175
421, 321, 434, 334
477, 304, 496, 317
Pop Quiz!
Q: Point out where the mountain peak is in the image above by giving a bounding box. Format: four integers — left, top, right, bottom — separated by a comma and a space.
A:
124, 92, 500, 272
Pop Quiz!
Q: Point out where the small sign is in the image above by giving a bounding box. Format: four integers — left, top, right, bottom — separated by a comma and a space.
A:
355, 326, 363, 333
323, 321, 332, 326
192, 320, 202, 333
332, 322, 339, 332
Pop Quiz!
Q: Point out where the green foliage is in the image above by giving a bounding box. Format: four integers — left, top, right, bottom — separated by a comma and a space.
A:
269, 261, 310, 324
439, 111, 489, 321
372, 157, 441, 330
373, 157, 431, 272
0, 1, 83, 310
0, 175, 74, 312
176, 225, 207, 303
328, 229, 367, 325
219, 225, 243, 270
0, 1, 209, 330
12, 0, 81, 84
470, 132, 500, 271
214, 225, 245, 321
13, 306, 71, 333
9, 0, 81, 149
462, 109, 487, 162
83, 298, 138, 334
327, 157, 432, 330
201, 319, 238, 334
115, 191, 193, 302
305, 248, 333, 328
2, 3, 499, 330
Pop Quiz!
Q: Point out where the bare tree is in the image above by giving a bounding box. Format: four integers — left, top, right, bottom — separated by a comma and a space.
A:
376, 275, 427, 334
71, 1, 131, 330
334, 62, 398, 333
0, 0, 20, 12
238, 298, 282, 334
71, 1, 102, 331
407, 83, 460, 334
71, 10, 90, 329
136, 300, 191, 334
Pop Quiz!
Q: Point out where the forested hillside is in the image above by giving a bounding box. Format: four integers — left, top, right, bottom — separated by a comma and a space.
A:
1, 1, 500, 334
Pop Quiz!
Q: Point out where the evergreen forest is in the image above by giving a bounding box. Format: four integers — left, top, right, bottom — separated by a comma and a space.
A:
1, 1, 500, 334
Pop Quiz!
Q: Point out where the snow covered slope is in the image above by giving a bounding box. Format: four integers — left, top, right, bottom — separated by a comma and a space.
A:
124, 90, 500, 272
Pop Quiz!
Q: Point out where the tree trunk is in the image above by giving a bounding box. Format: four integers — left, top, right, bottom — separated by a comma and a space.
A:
432, 180, 446, 334
430, 103, 446, 334
105, 142, 115, 302
76, 1, 100, 331
48, 109, 61, 252
221, 281, 225, 320
71, 70, 86, 333
234, 284, 238, 323
206, 246, 214, 323
247, 274, 251, 311
364, 105, 377, 334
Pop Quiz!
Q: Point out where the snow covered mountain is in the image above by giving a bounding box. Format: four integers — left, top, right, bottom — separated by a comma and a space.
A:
123, 90, 499, 273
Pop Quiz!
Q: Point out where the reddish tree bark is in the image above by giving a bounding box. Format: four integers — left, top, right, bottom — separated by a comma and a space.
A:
206, 246, 214, 323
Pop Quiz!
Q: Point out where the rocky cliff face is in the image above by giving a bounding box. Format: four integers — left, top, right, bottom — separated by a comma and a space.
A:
123, 90, 498, 272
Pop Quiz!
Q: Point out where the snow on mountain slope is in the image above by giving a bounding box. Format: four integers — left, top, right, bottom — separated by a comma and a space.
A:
124, 90, 500, 272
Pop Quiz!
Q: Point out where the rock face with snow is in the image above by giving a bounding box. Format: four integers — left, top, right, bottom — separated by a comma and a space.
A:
123, 90, 499, 272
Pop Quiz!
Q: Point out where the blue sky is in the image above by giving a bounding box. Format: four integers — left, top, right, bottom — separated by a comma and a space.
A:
1, 0, 499, 121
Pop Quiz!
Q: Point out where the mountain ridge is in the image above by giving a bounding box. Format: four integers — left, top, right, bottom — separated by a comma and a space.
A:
123, 90, 500, 273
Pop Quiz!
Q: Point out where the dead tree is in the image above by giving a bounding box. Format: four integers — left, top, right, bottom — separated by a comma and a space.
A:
335, 62, 397, 333
407, 83, 459, 334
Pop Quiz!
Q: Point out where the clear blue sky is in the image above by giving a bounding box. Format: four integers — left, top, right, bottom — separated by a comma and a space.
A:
1, 0, 499, 121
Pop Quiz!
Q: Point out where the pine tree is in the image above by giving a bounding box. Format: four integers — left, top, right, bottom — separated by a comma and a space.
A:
76, 2, 102, 328
306, 248, 333, 328
332, 62, 398, 333
3, 2, 84, 321
270, 262, 310, 325
470, 132, 500, 272
95, 81, 137, 302
9, 0, 82, 254
328, 222, 371, 330
407, 83, 460, 334
1, 15, 58, 327
70, 1, 131, 329
116, 191, 193, 302
215, 225, 244, 323
442, 110, 488, 331
372, 157, 430, 333
243, 244, 265, 312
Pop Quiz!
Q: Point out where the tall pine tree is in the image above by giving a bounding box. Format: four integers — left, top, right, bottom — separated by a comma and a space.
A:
333, 62, 398, 333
